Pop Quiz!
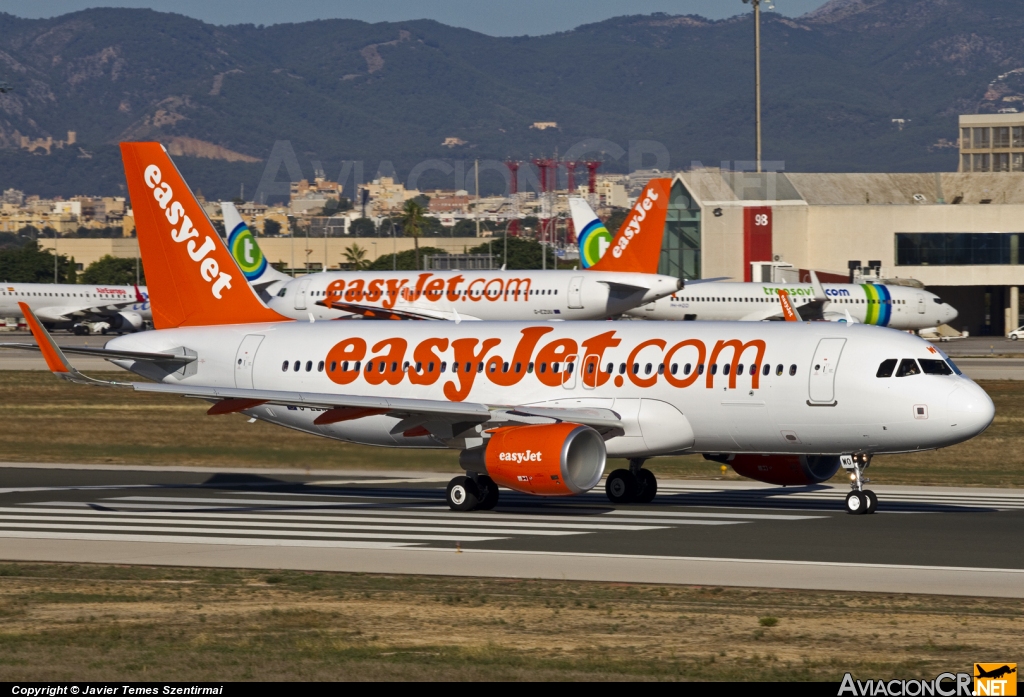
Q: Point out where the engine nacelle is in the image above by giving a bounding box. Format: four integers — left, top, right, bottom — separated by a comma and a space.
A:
108, 311, 144, 332
705, 454, 841, 486
462, 423, 606, 496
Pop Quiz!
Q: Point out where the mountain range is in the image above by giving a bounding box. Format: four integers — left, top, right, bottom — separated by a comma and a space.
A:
0, 0, 1021, 200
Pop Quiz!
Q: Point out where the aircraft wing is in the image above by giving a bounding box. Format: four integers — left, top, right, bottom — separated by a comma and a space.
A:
17, 301, 624, 439
316, 299, 480, 322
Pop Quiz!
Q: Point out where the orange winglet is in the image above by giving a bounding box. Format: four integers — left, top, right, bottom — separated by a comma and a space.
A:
313, 407, 389, 426
777, 289, 800, 322
19, 302, 70, 373
588, 178, 672, 274
206, 398, 268, 416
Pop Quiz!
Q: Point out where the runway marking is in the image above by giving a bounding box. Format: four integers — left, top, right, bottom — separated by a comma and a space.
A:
0, 521, 509, 543
0, 530, 421, 549
0, 508, 679, 532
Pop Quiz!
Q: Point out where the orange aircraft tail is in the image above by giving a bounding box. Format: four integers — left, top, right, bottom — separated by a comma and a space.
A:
778, 289, 801, 322
588, 178, 671, 274
121, 142, 287, 329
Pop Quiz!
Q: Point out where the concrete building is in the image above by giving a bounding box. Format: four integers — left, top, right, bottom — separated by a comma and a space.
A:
663, 169, 1024, 336
959, 113, 1024, 173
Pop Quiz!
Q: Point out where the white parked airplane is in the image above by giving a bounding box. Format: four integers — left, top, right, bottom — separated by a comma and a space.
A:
220, 180, 683, 322
6, 142, 995, 517
569, 197, 959, 330
0, 282, 150, 334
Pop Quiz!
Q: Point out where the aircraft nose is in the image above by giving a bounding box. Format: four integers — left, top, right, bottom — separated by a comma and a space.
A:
947, 382, 994, 437
944, 304, 958, 323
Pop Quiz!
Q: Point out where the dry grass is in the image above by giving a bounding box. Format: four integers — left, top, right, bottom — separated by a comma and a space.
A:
0, 372, 1021, 486
0, 563, 1019, 681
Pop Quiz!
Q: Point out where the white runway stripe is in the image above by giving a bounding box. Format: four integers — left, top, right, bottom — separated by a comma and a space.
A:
0, 521, 508, 542
0, 530, 421, 548
0, 513, 589, 537
0, 508, 673, 532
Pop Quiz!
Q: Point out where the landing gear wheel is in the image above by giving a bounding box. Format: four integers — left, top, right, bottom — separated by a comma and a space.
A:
635, 469, 658, 504
605, 469, 637, 504
446, 476, 479, 512
845, 491, 867, 515
864, 489, 878, 515
476, 475, 499, 511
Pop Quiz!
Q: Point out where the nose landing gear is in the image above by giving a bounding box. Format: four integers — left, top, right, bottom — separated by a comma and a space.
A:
841, 453, 877, 515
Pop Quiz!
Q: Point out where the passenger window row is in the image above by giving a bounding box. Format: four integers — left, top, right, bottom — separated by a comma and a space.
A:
876, 358, 954, 378
278, 357, 800, 380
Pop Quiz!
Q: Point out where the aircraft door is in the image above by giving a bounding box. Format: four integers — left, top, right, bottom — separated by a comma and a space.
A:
916, 293, 926, 314
234, 334, 265, 389
568, 276, 584, 309
808, 338, 846, 405
295, 277, 311, 310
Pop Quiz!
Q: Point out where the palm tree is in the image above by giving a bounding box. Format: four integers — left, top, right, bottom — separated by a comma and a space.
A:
343, 243, 370, 270
401, 199, 427, 270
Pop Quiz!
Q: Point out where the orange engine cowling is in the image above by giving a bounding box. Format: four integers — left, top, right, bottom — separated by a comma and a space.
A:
706, 454, 842, 486
480, 423, 606, 496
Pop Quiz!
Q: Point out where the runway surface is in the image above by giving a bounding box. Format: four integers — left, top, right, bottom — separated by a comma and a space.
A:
1, 463, 1021, 597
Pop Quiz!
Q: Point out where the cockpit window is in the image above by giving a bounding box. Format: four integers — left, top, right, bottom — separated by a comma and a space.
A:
919, 359, 953, 376
933, 297, 943, 304
277, 287, 288, 297
895, 359, 921, 377
876, 359, 897, 378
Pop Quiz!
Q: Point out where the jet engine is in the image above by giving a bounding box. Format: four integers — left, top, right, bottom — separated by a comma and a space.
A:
460, 423, 606, 496
705, 454, 841, 486
107, 311, 144, 333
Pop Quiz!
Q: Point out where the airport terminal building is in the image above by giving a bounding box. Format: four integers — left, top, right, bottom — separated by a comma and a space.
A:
660, 170, 1024, 336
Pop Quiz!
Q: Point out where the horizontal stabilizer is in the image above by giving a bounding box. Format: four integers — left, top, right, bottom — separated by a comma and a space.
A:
0, 343, 195, 365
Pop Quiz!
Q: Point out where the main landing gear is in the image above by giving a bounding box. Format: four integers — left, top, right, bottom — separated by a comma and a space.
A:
842, 453, 877, 515
605, 458, 658, 504
446, 474, 499, 512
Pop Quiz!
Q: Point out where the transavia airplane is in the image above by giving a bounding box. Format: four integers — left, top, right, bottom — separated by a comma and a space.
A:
2, 142, 995, 517
219, 181, 683, 322
0, 282, 150, 334
568, 197, 959, 330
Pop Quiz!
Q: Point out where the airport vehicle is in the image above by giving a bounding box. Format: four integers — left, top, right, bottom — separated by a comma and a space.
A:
569, 197, 959, 330
0, 282, 150, 334
220, 182, 683, 322
1007, 326, 1024, 341
8, 142, 995, 518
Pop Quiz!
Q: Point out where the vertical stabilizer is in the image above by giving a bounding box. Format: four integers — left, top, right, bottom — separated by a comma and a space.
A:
121, 142, 289, 328
570, 197, 612, 269
221, 202, 292, 290
587, 178, 671, 275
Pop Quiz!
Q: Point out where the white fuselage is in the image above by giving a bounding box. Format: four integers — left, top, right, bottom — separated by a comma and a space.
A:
107, 320, 992, 459
628, 282, 958, 330
264, 270, 681, 321
0, 283, 151, 326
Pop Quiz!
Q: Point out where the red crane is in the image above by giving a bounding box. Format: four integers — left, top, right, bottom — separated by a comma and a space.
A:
505, 160, 520, 237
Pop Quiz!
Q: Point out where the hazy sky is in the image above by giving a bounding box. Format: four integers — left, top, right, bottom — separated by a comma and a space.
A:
0, 1, 832, 35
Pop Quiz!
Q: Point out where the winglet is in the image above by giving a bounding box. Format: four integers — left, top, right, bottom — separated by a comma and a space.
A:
133, 284, 145, 304
777, 290, 802, 322
19, 302, 73, 374
809, 270, 827, 301
18, 302, 130, 386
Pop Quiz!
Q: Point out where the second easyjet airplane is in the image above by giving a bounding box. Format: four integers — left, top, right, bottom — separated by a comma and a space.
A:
219, 181, 682, 321
9, 143, 995, 518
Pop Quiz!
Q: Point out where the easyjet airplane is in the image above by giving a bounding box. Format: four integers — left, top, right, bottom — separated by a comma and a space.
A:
219, 182, 683, 321
0, 282, 150, 334
5, 143, 995, 518
569, 197, 959, 330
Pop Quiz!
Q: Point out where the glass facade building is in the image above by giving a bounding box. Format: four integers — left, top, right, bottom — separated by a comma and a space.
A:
896, 233, 1022, 266
659, 179, 702, 279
